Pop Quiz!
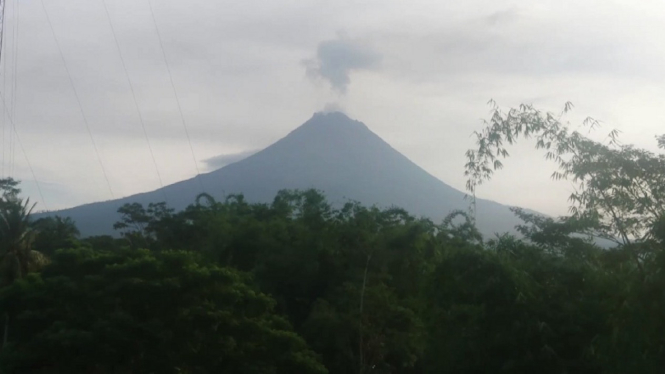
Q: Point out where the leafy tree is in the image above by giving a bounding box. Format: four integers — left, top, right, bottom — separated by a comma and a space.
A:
0, 183, 48, 350
304, 282, 425, 374
425, 238, 606, 374
113, 201, 175, 249
465, 102, 665, 265
0, 178, 20, 205
464, 101, 665, 372
0, 198, 47, 286
31, 216, 80, 256
0, 247, 328, 374
272, 200, 433, 374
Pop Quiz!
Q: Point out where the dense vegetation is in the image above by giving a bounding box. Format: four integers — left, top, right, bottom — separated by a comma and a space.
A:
0, 104, 664, 373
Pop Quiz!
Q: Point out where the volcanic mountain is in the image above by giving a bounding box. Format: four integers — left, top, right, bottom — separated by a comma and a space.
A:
41, 112, 531, 237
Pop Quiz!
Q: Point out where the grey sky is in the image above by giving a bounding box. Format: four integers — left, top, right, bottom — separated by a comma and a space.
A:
2, 0, 664, 217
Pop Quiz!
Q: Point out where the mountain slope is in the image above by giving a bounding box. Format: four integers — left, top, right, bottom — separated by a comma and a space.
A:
38, 112, 531, 237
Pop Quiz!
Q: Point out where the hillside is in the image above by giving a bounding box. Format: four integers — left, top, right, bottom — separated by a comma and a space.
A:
37, 112, 532, 237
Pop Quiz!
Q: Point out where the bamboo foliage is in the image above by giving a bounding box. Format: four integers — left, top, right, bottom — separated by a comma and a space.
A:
465, 102, 665, 250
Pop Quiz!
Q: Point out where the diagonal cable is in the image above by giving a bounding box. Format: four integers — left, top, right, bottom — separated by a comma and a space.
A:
0, 0, 6, 177
40, 0, 114, 199
146, 0, 205, 193
100, 0, 167, 201
10, 0, 19, 177
0, 89, 48, 211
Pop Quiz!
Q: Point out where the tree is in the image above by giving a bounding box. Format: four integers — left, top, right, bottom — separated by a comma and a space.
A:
31, 216, 80, 256
113, 201, 175, 249
0, 247, 328, 374
0, 178, 20, 205
424, 236, 607, 374
465, 101, 665, 267
0, 198, 47, 285
0, 193, 48, 350
464, 101, 665, 372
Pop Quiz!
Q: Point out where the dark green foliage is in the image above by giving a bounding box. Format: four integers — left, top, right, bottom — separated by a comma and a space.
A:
461, 101, 665, 373
0, 185, 49, 351
5, 186, 662, 373
0, 198, 45, 286
81, 234, 126, 252
425, 239, 606, 373
0, 248, 327, 374
112, 201, 177, 250
30, 216, 80, 256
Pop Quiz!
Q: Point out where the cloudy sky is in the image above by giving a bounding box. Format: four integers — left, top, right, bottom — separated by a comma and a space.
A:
1, 0, 664, 216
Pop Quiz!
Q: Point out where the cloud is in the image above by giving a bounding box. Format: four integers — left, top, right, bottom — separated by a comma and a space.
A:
203, 150, 258, 170
304, 35, 381, 94
6, 0, 665, 218
377, 10, 650, 84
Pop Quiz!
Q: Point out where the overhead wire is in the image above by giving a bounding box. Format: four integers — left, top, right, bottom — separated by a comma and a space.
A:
0, 93, 48, 211
4, 0, 11, 178
4, 0, 13, 178
5, 0, 17, 179
10, 0, 19, 177
0, 0, 5, 178
1, 0, 18, 180
0, 0, 48, 210
39, 0, 114, 199
100, 0, 168, 202
0, 94, 48, 211
146, 0, 205, 193
2, 1, 206, 209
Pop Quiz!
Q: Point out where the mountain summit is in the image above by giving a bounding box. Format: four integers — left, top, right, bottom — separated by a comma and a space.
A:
40, 112, 528, 237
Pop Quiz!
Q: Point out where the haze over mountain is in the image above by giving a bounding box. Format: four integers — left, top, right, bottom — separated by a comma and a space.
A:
37, 112, 534, 237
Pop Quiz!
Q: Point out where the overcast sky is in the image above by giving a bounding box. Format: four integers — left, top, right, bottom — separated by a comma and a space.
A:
1, 0, 664, 216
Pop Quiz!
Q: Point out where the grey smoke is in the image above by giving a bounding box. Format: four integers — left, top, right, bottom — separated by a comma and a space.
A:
322, 102, 345, 113
203, 150, 258, 170
305, 35, 381, 94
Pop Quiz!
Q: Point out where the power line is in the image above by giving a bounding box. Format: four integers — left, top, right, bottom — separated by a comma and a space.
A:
0, 0, 4, 63
5, 0, 16, 178
146, 0, 205, 193
100, 0, 167, 201
0, 0, 5, 178
0, 0, 47, 210
3, 0, 10, 178
0, 89, 48, 211
3, 0, 14, 179
4, 0, 14, 178
39, 0, 114, 199
10, 0, 19, 177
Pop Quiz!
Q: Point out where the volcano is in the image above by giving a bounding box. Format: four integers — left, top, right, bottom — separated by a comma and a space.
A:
41, 112, 531, 237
